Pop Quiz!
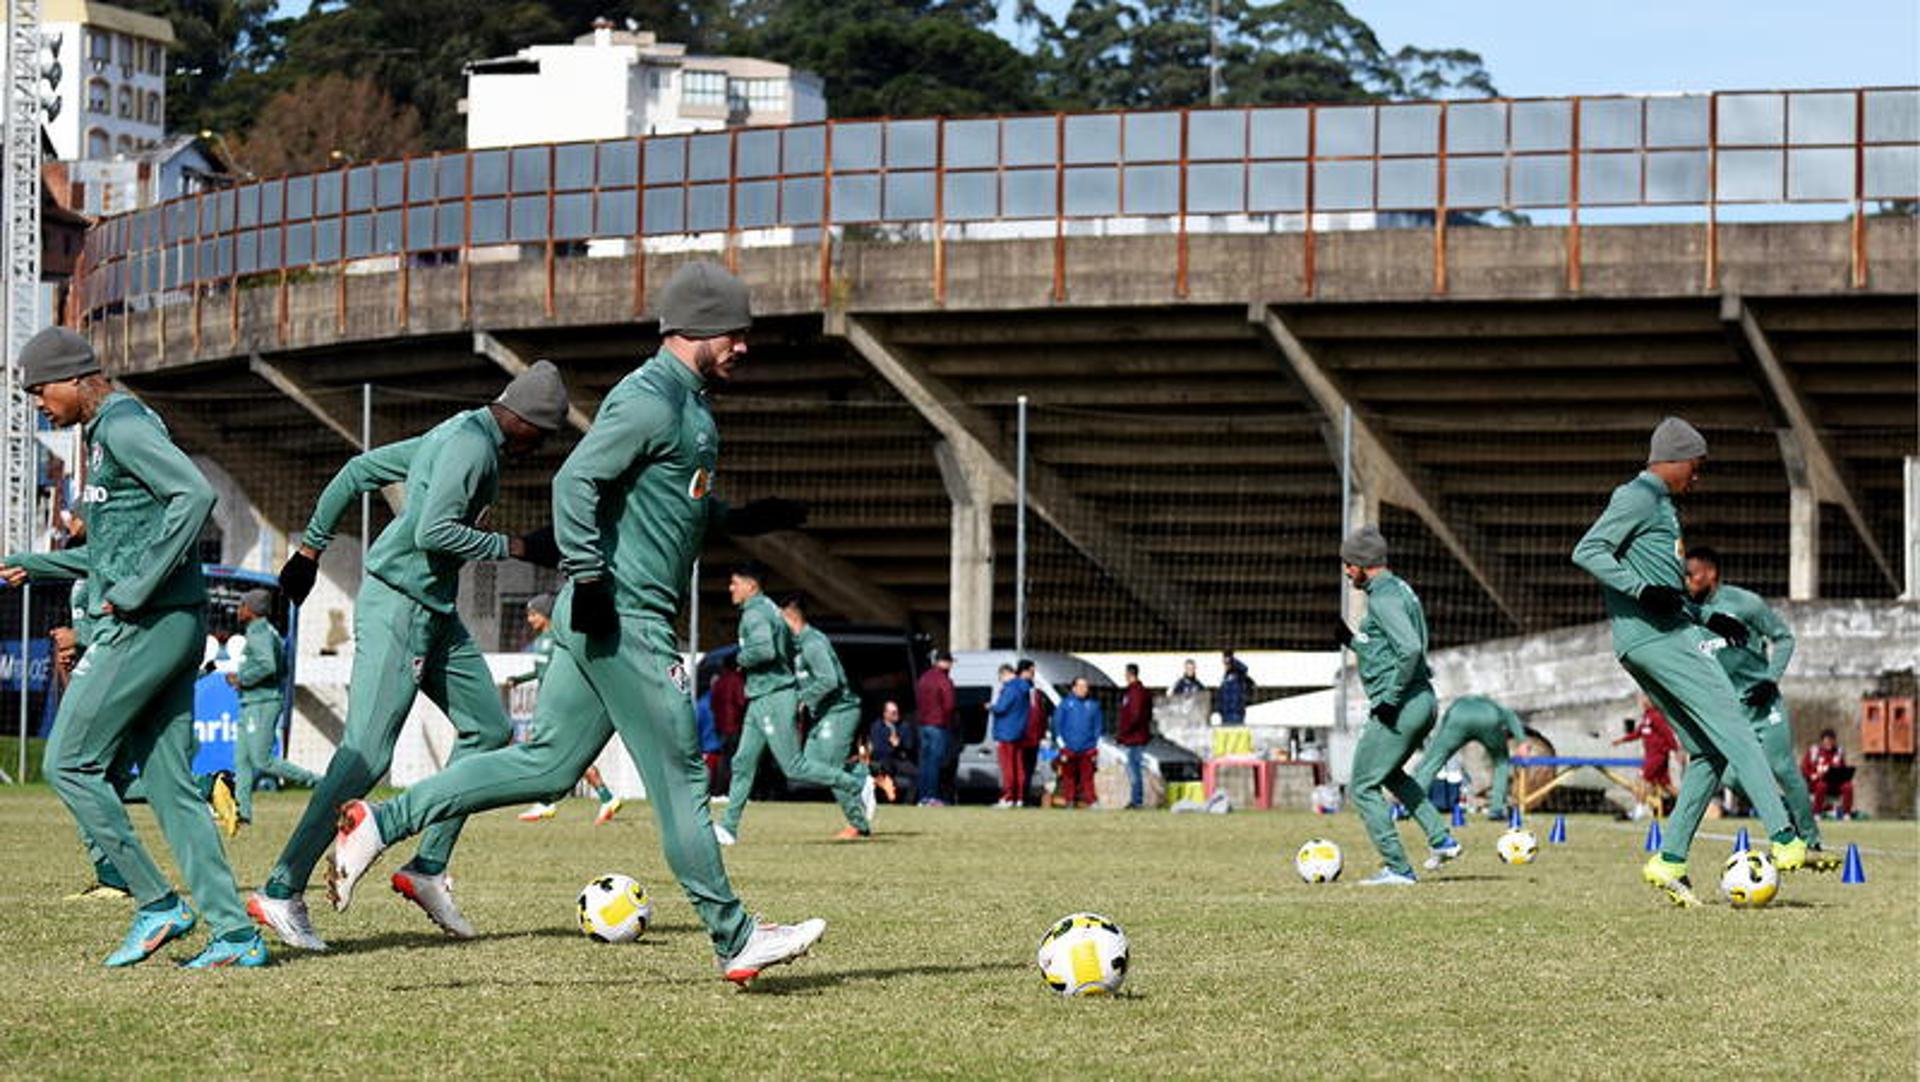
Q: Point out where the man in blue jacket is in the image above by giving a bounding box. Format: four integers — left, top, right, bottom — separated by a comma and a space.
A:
990, 662, 1034, 808
1054, 677, 1104, 807
1217, 650, 1252, 725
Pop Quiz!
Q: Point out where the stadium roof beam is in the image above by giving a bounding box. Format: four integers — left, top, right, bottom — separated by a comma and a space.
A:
474, 330, 916, 627
1253, 304, 1536, 633
833, 312, 1223, 646
248, 352, 404, 513
1720, 295, 1900, 593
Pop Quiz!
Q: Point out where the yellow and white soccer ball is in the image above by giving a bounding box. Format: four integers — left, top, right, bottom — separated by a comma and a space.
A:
577, 874, 652, 942
1036, 912, 1129, 996
1721, 849, 1779, 908
1496, 829, 1539, 865
1294, 838, 1344, 883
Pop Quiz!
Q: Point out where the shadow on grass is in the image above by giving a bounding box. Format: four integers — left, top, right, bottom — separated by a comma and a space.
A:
747, 959, 1026, 995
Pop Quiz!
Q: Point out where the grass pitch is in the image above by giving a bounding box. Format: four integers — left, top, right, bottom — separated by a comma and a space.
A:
0, 785, 1914, 1079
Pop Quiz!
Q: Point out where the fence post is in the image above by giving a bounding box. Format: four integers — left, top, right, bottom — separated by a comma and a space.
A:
1334, 405, 1351, 731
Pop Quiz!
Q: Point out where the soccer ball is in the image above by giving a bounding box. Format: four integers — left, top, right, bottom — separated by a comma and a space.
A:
1294, 838, 1344, 883
1721, 849, 1779, 908
1036, 912, 1129, 996
577, 874, 652, 942
1496, 829, 1539, 865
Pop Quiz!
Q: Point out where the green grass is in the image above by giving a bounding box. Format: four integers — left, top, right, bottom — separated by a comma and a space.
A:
0, 786, 1914, 1079
0, 738, 46, 784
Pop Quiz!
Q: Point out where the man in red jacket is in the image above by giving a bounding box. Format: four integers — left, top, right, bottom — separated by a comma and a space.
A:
708, 656, 747, 798
1802, 729, 1854, 819
1118, 663, 1154, 808
914, 651, 957, 806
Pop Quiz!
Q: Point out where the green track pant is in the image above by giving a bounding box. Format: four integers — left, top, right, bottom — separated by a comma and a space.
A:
1349, 685, 1452, 876
1727, 699, 1822, 847
800, 703, 872, 833
43, 606, 250, 936
234, 696, 320, 822
264, 576, 510, 896
1618, 631, 1795, 865
721, 690, 868, 836
373, 601, 752, 959
1410, 720, 1513, 816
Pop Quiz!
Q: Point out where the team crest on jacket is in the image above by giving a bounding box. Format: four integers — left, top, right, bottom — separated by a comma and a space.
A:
688, 468, 711, 500
667, 660, 691, 695
89, 441, 103, 470
411, 656, 426, 685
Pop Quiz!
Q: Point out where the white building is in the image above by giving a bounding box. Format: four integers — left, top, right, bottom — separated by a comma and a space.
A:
33, 0, 174, 161
462, 21, 827, 149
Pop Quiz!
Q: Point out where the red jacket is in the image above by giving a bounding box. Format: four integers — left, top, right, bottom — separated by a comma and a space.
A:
1023, 689, 1050, 747
915, 667, 955, 729
711, 668, 747, 739
1118, 682, 1152, 745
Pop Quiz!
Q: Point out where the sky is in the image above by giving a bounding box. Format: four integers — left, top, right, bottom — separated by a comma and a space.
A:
995, 0, 1920, 97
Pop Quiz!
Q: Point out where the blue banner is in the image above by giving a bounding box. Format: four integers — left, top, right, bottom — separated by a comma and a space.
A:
0, 639, 53, 692
190, 671, 241, 776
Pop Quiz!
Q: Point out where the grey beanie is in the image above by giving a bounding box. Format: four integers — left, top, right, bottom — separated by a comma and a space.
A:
527, 592, 554, 618
656, 260, 752, 338
494, 360, 569, 431
1340, 525, 1389, 566
239, 588, 273, 616
1647, 416, 1708, 464
19, 327, 100, 390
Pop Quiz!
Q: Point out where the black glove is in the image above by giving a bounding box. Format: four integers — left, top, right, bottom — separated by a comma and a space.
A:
1705, 612, 1750, 649
1371, 702, 1401, 726
1638, 584, 1686, 617
570, 578, 618, 637
1743, 679, 1778, 707
724, 498, 808, 537
1334, 621, 1354, 649
516, 526, 561, 569
279, 552, 319, 606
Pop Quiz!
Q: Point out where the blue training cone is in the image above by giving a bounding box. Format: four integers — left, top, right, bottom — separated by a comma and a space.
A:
1548, 815, 1567, 844
1643, 819, 1663, 852
1732, 826, 1751, 853
1451, 803, 1467, 828
1508, 805, 1524, 829
1842, 843, 1866, 884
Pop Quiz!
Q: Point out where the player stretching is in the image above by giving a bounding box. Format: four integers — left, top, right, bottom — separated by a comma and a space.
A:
1410, 695, 1527, 822
782, 593, 877, 839
2, 328, 264, 967
511, 593, 624, 825
248, 363, 570, 950
1334, 526, 1462, 885
327, 261, 826, 985
1572, 417, 1829, 908
1684, 546, 1827, 853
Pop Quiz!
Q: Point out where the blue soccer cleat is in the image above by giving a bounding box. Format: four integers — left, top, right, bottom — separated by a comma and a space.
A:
105, 898, 197, 967
181, 931, 271, 969
1358, 867, 1419, 886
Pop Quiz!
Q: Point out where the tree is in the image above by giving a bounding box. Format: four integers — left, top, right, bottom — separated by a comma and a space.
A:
228, 73, 424, 176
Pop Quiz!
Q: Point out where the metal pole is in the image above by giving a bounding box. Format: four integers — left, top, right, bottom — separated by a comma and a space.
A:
17, 583, 28, 781
1208, 0, 1222, 106
1015, 395, 1028, 654
360, 383, 371, 570
1335, 405, 1352, 732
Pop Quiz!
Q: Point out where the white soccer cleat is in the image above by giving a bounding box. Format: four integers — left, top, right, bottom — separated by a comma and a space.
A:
390, 868, 476, 939
1422, 839, 1464, 871
720, 917, 826, 986
860, 775, 877, 826
713, 822, 737, 847
247, 892, 329, 952
1358, 867, 1419, 886
326, 799, 387, 913
593, 797, 624, 826
517, 803, 558, 822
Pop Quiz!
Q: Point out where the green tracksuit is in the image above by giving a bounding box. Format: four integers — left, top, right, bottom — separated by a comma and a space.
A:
232, 614, 319, 821
372, 351, 752, 959
1572, 471, 1795, 863
792, 623, 871, 833
1412, 695, 1526, 816
1347, 571, 1453, 876
262, 408, 515, 898
11, 393, 250, 937
1696, 583, 1820, 846
507, 631, 553, 688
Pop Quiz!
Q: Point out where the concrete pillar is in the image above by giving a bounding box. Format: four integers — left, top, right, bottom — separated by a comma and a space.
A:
1779, 431, 1819, 601
934, 440, 995, 650
1905, 456, 1919, 602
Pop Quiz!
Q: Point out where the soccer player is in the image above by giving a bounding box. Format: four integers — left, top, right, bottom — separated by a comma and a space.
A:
1684, 545, 1825, 850
1572, 416, 1829, 907
714, 565, 870, 843
511, 592, 624, 825
1410, 695, 1527, 822
780, 592, 876, 839
2, 327, 265, 967
248, 362, 571, 950
326, 260, 826, 985
1613, 697, 1680, 817
1333, 525, 1461, 885
226, 588, 320, 826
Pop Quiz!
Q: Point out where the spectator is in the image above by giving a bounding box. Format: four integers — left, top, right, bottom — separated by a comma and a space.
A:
1802, 729, 1855, 820
1171, 658, 1205, 698
1218, 649, 1253, 725
914, 650, 957, 806
708, 655, 746, 799
1053, 678, 1103, 808
1019, 659, 1048, 806
1613, 695, 1680, 818
989, 662, 1034, 809
1117, 663, 1154, 809
868, 700, 917, 804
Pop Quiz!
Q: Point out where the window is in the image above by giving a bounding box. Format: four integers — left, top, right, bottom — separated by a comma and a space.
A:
117, 86, 133, 118
145, 91, 161, 124
682, 69, 725, 106
87, 128, 110, 158
115, 134, 132, 154
88, 29, 110, 61
87, 78, 109, 114
731, 78, 786, 113
117, 34, 133, 67
146, 43, 164, 76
